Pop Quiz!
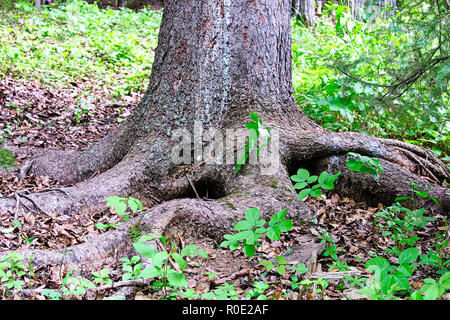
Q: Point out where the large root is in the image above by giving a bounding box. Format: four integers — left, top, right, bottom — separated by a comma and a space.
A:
1, 125, 447, 218
1, 124, 447, 278
0, 173, 311, 273
284, 130, 449, 214
284, 130, 448, 184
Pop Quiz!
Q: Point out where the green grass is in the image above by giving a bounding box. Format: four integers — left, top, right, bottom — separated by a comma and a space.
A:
0, 0, 161, 99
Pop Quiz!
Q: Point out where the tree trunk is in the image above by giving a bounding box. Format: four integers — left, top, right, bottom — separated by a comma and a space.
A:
1, 0, 448, 277
293, 0, 316, 27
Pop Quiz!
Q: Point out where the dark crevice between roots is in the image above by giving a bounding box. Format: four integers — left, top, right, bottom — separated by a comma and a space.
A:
178, 175, 228, 200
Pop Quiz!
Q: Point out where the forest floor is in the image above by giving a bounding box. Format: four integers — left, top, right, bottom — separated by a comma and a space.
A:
1, 76, 448, 300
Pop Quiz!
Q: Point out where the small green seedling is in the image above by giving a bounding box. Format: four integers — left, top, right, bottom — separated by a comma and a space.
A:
259, 255, 290, 275
359, 247, 420, 299
346, 152, 383, 179
246, 281, 270, 300
290, 168, 340, 200
220, 207, 293, 258
236, 112, 271, 174
96, 196, 144, 230
106, 196, 143, 221
132, 235, 207, 290
410, 272, 450, 300
92, 268, 112, 286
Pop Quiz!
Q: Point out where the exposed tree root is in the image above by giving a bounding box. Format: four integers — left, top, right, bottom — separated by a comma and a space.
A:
1, 122, 448, 280
285, 130, 449, 183
0, 184, 310, 271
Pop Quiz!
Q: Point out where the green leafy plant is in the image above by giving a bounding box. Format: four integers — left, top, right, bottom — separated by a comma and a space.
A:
0, 253, 27, 291
106, 196, 143, 221
358, 247, 420, 299
61, 276, 96, 297
410, 272, 450, 300
0, 148, 16, 170
246, 281, 270, 300
169, 288, 201, 300
202, 282, 243, 300
119, 255, 143, 282
317, 230, 349, 271
259, 255, 290, 276
409, 182, 439, 206
96, 196, 144, 230
374, 202, 436, 255
290, 168, 340, 200
419, 228, 450, 276
92, 268, 112, 286
220, 207, 293, 258
346, 152, 383, 179
292, 277, 329, 298
132, 235, 207, 292
236, 112, 271, 174
41, 289, 62, 300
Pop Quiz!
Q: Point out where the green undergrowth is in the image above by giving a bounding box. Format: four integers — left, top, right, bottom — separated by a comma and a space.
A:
291, 10, 449, 159
0, 1, 448, 160
0, 0, 161, 99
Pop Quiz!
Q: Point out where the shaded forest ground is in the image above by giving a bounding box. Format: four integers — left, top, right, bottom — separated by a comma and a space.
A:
1, 75, 448, 300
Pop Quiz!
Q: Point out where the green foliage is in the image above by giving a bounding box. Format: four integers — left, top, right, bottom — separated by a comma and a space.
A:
92, 268, 112, 286
0, 148, 16, 170
0, 0, 13, 11
201, 282, 243, 300
358, 248, 450, 300
410, 273, 450, 300
246, 281, 270, 300
408, 182, 439, 206
0, 0, 162, 100
220, 207, 293, 258
236, 112, 271, 174
259, 255, 290, 276
0, 253, 27, 291
359, 248, 420, 299
291, 276, 329, 296
419, 226, 450, 275
290, 168, 340, 200
374, 201, 437, 255
345, 152, 383, 179
291, 6, 449, 156
61, 275, 96, 297
119, 255, 143, 282
317, 230, 350, 271
96, 196, 143, 230
132, 235, 207, 291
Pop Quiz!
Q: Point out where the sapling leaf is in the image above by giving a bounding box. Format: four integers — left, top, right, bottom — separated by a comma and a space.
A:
293, 181, 308, 189
276, 265, 286, 275
172, 253, 188, 272
266, 225, 280, 241
298, 188, 311, 200
296, 169, 310, 180
151, 252, 169, 266
259, 260, 274, 271
249, 112, 259, 123
279, 219, 293, 232
243, 244, 256, 258
398, 247, 419, 265
269, 209, 286, 226
140, 266, 160, 279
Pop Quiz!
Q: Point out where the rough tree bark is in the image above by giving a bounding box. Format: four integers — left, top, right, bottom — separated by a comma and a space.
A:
1, 0, 448, 279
